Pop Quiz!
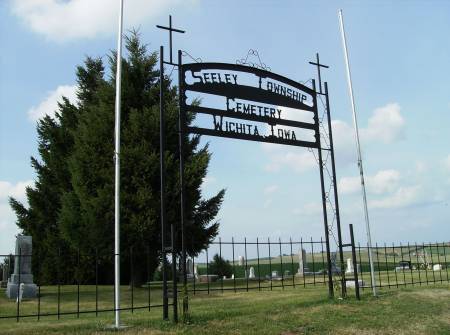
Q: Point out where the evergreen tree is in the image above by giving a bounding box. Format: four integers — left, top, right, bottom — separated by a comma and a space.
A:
9, 57, 105, 284
10, 31, 225, 285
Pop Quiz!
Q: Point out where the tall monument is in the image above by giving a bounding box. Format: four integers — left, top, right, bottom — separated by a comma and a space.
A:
6, 235, 37, 299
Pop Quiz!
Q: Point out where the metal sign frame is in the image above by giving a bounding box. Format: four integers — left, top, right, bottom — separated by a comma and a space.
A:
159, 46, 345, 321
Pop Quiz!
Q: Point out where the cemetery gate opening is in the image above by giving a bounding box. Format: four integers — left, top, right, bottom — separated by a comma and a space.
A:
159, 47, 347, 321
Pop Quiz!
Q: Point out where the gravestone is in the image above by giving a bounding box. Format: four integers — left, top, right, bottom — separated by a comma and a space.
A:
6, 236, 37, 299
345, 279, 365, 288
193, 264, 198, 279
271, 270, 279, 278
1, 262, 8, 288
345, 258, 354, 274
238, 256, 245, 266
297, 249, 308, 275
248, 266, 255, 279
433, 264, 442, 271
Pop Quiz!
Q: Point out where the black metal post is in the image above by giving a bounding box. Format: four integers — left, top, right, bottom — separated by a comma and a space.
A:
393, 243, 399, 288
311, 238, 316, 286
436, 242, 443, 283
57, 247, 61, 320
147, 245, 151, 310
256, 238, 261, 291
177, 49, 188, 319
171, 224, 178, 322
37, 251, 41, 321
245, 238, 249, 292
324, 82, 345, 297
301, 238, 306, 288
219, 238, 223, 293
358, 242, 364, 291
407, 243, 414, 285
206, 248, 210, 294
159, 45, 169, 321
77, 248, 80, 318
442, 242, 449, 283
95, 248, 98, 316
16, 247, 21, 322
279, 238, 284, 290
414, 243, 422, 286
320, 237, 326, 285
268, 238, 273, 291
289, 238, 295, 288
349, 224, 360, 300
232, 237, 236, 293
130, 247, 134, 313
384, 243, 391, 288
313, 79, 333, 298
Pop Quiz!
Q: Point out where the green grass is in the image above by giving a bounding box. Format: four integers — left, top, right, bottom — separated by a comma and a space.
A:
1, 282, 449, 334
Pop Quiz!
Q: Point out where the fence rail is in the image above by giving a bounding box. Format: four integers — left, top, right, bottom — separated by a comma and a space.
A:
0, 240, 448, 322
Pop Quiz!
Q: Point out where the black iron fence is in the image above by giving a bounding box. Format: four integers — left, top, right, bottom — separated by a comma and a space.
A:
355, 242, 450, 290
0, 240, 448, 322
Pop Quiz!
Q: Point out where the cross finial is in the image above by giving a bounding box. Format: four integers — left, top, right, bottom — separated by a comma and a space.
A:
309, 53, 329, 94
156, 15, 185, 66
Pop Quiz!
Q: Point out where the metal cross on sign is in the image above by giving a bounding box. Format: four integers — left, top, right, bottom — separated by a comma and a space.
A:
156, 15, 185, 66
309, 53, 329, 94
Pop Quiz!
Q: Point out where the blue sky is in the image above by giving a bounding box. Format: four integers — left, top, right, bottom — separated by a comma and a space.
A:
1, 0, 450, 254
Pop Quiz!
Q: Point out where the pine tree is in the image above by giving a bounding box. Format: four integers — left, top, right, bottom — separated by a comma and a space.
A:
56, 31, 225, 285
10, 57, 112, 284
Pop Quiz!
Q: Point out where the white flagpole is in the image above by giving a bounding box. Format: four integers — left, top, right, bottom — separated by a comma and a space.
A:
114, 0, 124, 328
338, 9, 377, 296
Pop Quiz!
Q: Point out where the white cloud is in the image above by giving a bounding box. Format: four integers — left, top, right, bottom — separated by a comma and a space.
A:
11, 0, 193, 42
0, 180, 34, 254
339, 169, 401, 195
263, 185, 278, 195
362, 103, 405, 143
293, 202, 322, 216
369, 185, 421, 209
444, 155, 450, 171
202, 176, 216, 186
264, 150, 316, 174
28, 85, 78, 122
263, 103, 405, 173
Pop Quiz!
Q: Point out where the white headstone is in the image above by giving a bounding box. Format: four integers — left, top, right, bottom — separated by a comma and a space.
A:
345, 279, 365, 288
186, 258, 194, 275
6, 235, 37, 299
433, 264, 442, 271
249, 267, 255, 279
297, 249, 308, 275
271, 270, 279, 278
238, 256, 245, 266
345, 258, 354, 274
16, 283, 24, 302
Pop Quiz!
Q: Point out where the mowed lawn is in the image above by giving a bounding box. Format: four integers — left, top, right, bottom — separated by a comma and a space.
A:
1, 284, 449, 335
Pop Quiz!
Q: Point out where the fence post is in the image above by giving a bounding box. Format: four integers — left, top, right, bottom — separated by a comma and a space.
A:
384, 243, 390, 288
268, 238, 273, 291
77, 248, 80, 318
289, 238, 295, 288
232, 237, 236, 293
414, 243, 422, 286
256, 238, 261, 291
442, 242, 449, 283
16, 247, 21, 322
245, 237, 249, 292
349, 224, 360, 300
279, 238, 284, 290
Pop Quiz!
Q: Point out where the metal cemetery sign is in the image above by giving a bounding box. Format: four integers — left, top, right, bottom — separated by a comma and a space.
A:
180, 63, 319, 149
158, 38, 345, 320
